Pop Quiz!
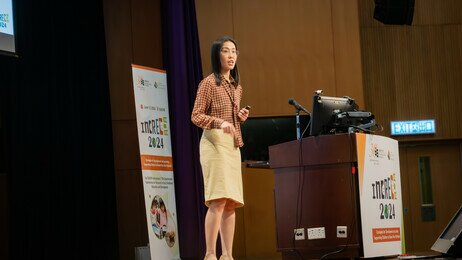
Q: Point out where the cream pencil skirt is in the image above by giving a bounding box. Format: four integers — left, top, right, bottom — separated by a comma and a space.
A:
199, 129, 244, 208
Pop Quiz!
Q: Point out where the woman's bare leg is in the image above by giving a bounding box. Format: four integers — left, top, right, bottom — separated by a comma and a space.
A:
204, 199, 227, 259
219, 200, 236, 259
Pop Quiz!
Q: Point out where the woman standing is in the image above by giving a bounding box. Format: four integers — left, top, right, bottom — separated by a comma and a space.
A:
191, 36, 250, 260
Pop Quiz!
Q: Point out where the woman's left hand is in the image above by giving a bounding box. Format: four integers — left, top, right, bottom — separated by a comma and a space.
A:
238, 107, 250, 122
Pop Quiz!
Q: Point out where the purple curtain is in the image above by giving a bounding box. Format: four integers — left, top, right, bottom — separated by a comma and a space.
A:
161, 0, 206, 258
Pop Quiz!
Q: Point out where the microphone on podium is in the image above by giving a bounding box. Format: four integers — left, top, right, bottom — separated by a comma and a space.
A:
288, 98, 310, 115
288, 98, 310, 140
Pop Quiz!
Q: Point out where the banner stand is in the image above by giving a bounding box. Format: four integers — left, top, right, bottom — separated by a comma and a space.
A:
132, 64, 180, 259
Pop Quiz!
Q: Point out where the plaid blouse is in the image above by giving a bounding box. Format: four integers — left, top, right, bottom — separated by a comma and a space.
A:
191, 73, 244, 147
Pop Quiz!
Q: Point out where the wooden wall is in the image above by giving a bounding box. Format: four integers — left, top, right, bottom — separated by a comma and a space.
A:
101, 0, 462, 257
400, 141, 462, 252
103, 0, 163, 259
196, 0, 364, 117
358, 0, 462, 141
359, 0, 462, 253
196, 0, 364, 257
239, 167, 281, 259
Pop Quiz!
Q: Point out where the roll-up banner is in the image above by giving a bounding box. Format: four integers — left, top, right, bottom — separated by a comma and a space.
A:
356, 133, 404, 258
132, 64, 180, 259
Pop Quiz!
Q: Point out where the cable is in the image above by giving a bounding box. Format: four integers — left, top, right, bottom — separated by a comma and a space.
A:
348, 125, 374, 134
292, 117, 312, 259
347, 122, 384, 134
291, 134, 304, 259
319, 246, 346, 260
300, 117, 312, 139
319, 133, 359, 259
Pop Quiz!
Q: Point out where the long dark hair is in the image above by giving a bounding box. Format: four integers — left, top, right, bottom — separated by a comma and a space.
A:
211, 35, 240, 86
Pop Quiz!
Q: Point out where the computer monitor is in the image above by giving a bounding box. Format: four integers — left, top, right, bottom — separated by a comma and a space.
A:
309, 94, 358, 136
431, 205, 462, 257
240, 115, 310, 163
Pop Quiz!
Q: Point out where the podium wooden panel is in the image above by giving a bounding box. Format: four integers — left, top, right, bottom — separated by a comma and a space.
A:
269, 134, 362, 259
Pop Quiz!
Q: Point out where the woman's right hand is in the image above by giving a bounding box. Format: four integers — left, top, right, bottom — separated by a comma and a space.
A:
220, 121, 235, 136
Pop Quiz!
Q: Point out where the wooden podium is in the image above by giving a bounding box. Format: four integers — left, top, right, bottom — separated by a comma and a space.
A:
269, 133, 362, 259
269, 133, 403, 259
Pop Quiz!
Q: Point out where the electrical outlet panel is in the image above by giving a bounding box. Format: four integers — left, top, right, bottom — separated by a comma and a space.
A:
337, 226, 347, 238
294, 228, 305, 240
307, 227, 326, 240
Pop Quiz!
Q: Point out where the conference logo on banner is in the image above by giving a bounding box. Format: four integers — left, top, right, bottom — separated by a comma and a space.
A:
132, 64, 180, 259
356, 133, 403, 258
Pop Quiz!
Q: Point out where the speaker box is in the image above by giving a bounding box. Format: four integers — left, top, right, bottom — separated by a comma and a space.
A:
431, 206, 462, 257
373, 0, 415, 25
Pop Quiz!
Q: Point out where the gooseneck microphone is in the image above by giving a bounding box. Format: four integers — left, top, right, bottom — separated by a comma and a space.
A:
288, 98, 310, 115
288, 98, 310, 140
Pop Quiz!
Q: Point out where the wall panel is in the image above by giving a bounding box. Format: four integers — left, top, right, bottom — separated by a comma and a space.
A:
332, 0, 365, 108
241, 167, 280, 258
195, 0, 234, 77
232, 0, 336, 116
359, 0, 462, 27
104, 0, 135, 122
132, 0, 163, 68
360, 27, 398, 132
103, 0, 163, 259
196, 1, 364, 257
402, 143, 462, 252
359, 0, 462, 253
196, 0, 364, 117
114, 169, 149, 260
359, 0, 462, 140
112, 120, 140, 170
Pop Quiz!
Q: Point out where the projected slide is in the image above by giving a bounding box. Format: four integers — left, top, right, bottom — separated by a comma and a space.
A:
0, 0, 15, 53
